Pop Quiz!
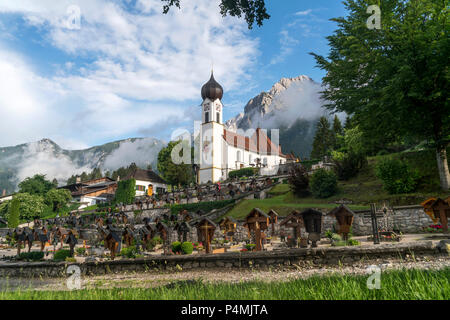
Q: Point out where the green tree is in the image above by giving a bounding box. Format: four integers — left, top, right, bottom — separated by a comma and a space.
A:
18, 174, 55, 196
52, 178, 59, 188
13, 193, 45, 221
157, 141, 193, 187
115, 179, 136, 205
161, 0, 270, 29
89, 167, 103, 180
310, 169, 338, 199
7, 198, 20, 228
331, 115, 344, 149
311, 0, 449, 190
67, 175, 77, 185
45, 189, 72, 212
311, 117, 333, 159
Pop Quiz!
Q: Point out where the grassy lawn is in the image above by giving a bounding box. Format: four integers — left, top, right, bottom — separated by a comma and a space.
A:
227, 149, 450, 220
1, 268, 448, 300
226, 193, 369, 219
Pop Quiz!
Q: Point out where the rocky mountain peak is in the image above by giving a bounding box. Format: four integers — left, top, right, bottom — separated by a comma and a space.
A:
226, 75, 317, 131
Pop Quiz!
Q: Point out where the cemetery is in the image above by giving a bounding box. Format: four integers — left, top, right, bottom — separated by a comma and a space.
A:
0, 176, 448, 284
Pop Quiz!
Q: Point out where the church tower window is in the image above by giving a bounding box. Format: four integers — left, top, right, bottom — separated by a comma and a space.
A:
205, 112, 209, 123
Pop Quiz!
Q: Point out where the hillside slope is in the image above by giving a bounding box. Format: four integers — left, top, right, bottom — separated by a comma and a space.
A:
0, 137, 165, 193
226, 149, 450, 219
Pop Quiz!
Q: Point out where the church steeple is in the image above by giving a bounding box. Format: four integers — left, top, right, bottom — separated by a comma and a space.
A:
201, 72, 224, 124
201, 72, 223, 101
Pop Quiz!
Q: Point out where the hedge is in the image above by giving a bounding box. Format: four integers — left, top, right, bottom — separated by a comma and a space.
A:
228, 168, 258, 179
169, 199, 235, 215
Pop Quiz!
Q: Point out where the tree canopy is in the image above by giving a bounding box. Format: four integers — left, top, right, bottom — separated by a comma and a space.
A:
157, 141, 194, 187
311, 0, 449, 189
18, 174, 57, 196
45, 189, 72, 212
161, 0, 270, 29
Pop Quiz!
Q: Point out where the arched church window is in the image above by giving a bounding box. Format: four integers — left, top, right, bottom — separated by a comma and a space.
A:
205, 112, 209, 123
217, 112, 220, 123
237, 151, 241, 162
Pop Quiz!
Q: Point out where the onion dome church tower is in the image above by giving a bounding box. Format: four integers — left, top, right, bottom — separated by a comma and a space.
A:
199, 72, 225, 184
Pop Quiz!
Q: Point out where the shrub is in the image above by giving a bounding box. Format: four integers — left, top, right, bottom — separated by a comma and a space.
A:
153, 236, 163, 245
310, 169, 338, 198
347, 239, 360, 246
375, 158, 420, 194
332, 151, 367, 181
245, 244, 256, 251
172, 241, 182, 254
288, 165, 310, 197
120, 246, 139, 259
53, 249, 72, 261
18, 251, 45, 261
181, 242, 194, 255
229, 168, 258, 179
169, 199, 234, 215
75, 247, 86, 256
325, 230, 334, 239
331, 233, 342, 242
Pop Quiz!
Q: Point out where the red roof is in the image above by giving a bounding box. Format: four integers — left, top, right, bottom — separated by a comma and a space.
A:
223, 128, 285, 157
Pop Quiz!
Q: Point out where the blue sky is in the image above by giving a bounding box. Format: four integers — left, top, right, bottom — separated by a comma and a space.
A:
0, 0, 347, 149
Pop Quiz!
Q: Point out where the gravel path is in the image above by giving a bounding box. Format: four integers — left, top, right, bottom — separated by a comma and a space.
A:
1, 256, 448, 292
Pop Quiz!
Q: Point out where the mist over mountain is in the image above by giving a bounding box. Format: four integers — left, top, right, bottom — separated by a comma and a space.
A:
225, 75, 335, 158
0, 138, 165, 194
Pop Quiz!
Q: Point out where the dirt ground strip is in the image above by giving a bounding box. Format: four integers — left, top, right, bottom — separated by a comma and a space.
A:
1, 256, 448, 292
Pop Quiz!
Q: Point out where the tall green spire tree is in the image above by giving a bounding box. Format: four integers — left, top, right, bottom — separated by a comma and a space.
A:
311, 0, 449, 190
311, 117, 333, 159
332, 115, 344, 149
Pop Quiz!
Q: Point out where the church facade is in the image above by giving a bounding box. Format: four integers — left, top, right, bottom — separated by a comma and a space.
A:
198, 73, 286, 184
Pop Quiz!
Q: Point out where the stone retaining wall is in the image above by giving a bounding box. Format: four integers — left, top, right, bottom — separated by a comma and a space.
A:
0, 241, 445, 278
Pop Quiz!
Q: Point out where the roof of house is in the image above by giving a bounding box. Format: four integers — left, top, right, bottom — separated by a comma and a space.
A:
223, 128, 286, 158
125, 168, 167, 184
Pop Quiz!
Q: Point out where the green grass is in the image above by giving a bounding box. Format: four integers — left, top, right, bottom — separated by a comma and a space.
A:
227, 148, 450, 220
1, 268, 448, 300
227, 190, 369, 219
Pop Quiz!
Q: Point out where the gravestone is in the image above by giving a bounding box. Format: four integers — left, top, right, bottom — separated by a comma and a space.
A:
196, 218, 217, 254
244, 208, 269, 251
280, 211, 306, 248
300, 209, 323, 248
327, 205, 355, 241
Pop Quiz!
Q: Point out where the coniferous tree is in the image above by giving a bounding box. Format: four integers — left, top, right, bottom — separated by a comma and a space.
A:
331, 115, 344, 150
311, 117, 333, 160
7, 198, 20, 228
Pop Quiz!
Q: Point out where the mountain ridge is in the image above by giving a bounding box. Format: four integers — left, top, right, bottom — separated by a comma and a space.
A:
225, 75, 329, 158
0, 137, 166, 194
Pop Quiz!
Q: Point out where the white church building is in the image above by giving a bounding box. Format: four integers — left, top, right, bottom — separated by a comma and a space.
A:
198, 73, 287, 184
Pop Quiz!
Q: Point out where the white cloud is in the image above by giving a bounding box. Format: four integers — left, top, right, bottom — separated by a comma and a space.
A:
270, 30, 299, 65
295, 9, 312, 16
0, 0, 259, 148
